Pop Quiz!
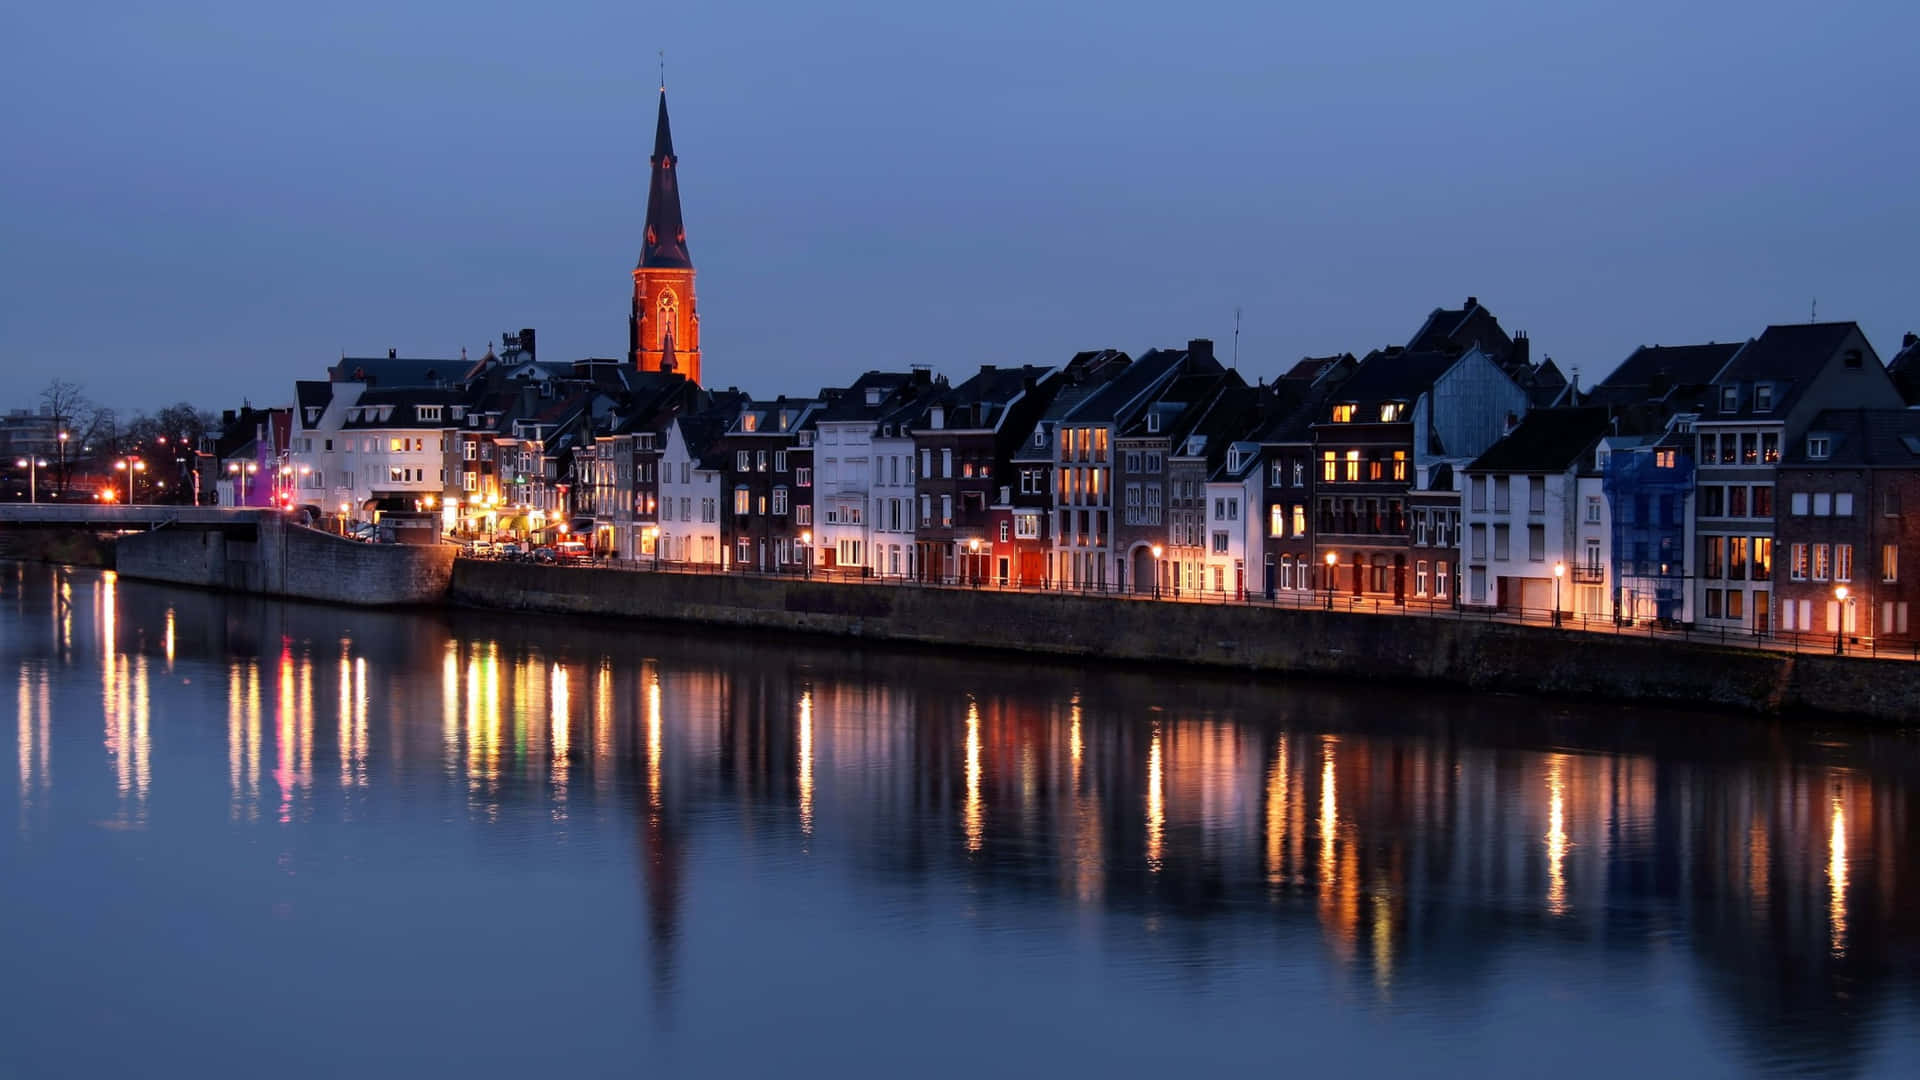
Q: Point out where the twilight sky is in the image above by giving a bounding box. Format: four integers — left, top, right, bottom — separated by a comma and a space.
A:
2, 1, 1914, 414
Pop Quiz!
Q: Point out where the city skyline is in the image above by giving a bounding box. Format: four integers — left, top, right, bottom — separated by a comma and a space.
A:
4, 1, 1916, 412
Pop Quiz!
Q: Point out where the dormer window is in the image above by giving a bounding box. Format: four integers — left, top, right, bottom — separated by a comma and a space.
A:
1753, 384, 1773, 412
417, 405, 442, 422
929, 407, 945, 429
1843, 349, 1864, 369
1807, 436, 1831, 460
1033, 428, 1046, 448
742, 414, 759, 433
1227, 449, 1244, 472
305, 407, 320, 424
1379, 402, 1404, 422
1720, 386, 1739, 412
1147, 412, 1161, 434
1332, 404, 1356, 423
778, 411, 791, 432
451, 406, 465, 420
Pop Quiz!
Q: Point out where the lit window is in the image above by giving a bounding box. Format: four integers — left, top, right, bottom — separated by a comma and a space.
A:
1331, 404, 1356, 423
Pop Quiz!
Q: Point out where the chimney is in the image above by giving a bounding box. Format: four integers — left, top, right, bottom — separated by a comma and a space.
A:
520, 328, 536, 360
388, 347, 397, 359
1465, 296, 1479, 309
1509, 332, 1530, 369
1188, 338, 1214, 362
1905, 332, 1918, 349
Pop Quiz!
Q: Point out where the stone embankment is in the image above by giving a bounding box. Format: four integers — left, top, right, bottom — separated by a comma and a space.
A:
449, 561, 1920, 723
115, 517, 454, 606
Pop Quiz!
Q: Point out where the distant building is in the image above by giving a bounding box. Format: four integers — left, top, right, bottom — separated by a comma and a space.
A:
630, 90, 701, 386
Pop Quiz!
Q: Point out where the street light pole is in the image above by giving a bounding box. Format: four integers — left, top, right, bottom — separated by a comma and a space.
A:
1324, 551, 1337, 611
1835, 585, 1849, 654
1553, 561, 1565, 628
968, 537, 981, 588
800, 530, 812, 578
15, 457, 46, 503
1151, 544, 1164, 599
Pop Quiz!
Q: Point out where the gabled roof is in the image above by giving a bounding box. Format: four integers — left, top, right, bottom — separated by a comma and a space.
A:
1406, 297, 1513, 361
1069, 343, 1217, 424
1706, 322, 1874, 421
294, 381, 334, 420
1596, 342, 1745, 399
1326, 348, 1459, 411
1465, 407, 1613, 473
1782, 408, 1920, 467
339, 387, 468, 429
914, 365, 1047, 432
1887, 333, 1920, 406
815, 371, 927, 423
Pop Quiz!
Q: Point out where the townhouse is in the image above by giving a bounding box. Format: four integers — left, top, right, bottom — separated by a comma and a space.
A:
812, 371, 928, 575
1460, 407, 1614, 619
1249, 357, 1353, 599
1691, 323, 1903, 633
1004, 351, 1130, 587
908, 364, 1054, 584
1775, 409, 1920, 647
717, 398, 821, 572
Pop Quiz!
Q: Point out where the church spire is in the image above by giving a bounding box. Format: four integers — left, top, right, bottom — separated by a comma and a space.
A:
639, 89, 690, 269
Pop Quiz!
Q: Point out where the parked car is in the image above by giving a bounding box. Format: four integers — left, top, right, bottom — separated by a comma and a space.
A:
532, 546, 558, 563
495, 541, 524, 560
554, 541, 591, 564
465, 539, 495, 558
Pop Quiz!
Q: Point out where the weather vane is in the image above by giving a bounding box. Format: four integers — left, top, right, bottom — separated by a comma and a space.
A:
659, 49, 666, 91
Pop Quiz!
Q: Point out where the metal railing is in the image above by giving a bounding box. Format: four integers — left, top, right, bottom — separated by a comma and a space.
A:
450, 551, 1920, 661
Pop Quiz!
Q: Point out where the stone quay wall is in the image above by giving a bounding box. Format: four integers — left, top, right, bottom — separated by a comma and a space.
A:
115, 519, 454, 607
449, 561, 1920, 723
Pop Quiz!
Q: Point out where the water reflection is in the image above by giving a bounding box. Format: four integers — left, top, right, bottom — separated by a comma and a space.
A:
4, 564, 1920, 1078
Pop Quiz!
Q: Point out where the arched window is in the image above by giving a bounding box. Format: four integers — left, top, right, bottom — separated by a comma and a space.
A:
656, 290, 678, 349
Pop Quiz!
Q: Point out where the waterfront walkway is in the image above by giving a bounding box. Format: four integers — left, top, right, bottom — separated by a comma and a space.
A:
456, 552, 1920, 663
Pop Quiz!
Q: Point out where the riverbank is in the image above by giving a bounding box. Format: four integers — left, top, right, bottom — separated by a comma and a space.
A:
448, 559, 1920, 723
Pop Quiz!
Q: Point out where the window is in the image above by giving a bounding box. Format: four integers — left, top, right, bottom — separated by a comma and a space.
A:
1212, 531, 1229, 554
796, 505, 812, 526
1293, 505, 1307, 538
1527, 524, 1545, 561
773, 451, 788, 473
1322, 451, 1337, 482
771, 487, 789, 515
1470, 525, 1487, 560
1835, 492, 1854, 517
1470, 476, 1487, 511
940, 495, 953, 527
1015, 514, 1039, 539
941, 448, 953, 478
1344, 450, 1360, 482
999, 522, 1010, 543
1416, 509, 1430, 545
1813, 492, 1832, 516
1740, 434, 1757, 465
1721, 386, 1738, 412
1700, 486, 1723, 516
1728, 587, 1745, 621
1705, 536, 1725, 578
1585, 497, 1601, 524
1812, 543, 1831, 582
1836, 544, 1853, 583
733, 487, 750, 515
1293, 462, 1305, 486
1332, 404, 1356, 422
1415, 561, 1429, 597
1655, 449, 1676, 468
736, 450, 750, 472
1728, 536, 1749, 580
1886, 490, 1902, 517
1270, 504, 1285, 537
1698, 434, 1716, 462
921, 449, 932, 477
1751, 485, 1772, 517
796, 467, 812, 487
1493, 524, 1510, 561
1807, 437, 1831, 460
1789, 491, 1808, 516
736, 538, 752, 564
1226, 498, 1239, 522
1705, 589, 1722, 619
1728, 486, 1747, 517
1754, 384, 1773, 412
1761, 433, 1779, 463
1790, 544, 1808, 581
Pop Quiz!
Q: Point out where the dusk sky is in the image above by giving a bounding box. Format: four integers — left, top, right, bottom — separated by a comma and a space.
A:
3, 1, 1914, 414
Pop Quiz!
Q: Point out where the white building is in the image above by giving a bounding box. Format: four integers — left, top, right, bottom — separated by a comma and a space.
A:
657, 415, 725, 566
1202, 440, 1263, 598
811, 372, 927, 576
290, 379, 463, 526
1460, 407, 1615, 620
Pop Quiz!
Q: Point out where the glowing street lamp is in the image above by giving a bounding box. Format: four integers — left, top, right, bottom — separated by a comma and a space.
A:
115, 458, 146, 504
1151, 544, 1164, 599
14, 457, 47, 503
1324, 551, 1338, 610
1834, 585, 1849, 654
1553, 561, 1565, 627
968, 537, 981, 587
799, 530, 812, 578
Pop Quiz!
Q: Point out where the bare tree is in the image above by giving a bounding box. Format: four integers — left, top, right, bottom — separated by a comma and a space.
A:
38, 378, 92, 490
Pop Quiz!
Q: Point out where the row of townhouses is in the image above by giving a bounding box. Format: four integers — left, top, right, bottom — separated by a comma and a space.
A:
276, 90, 1920, 646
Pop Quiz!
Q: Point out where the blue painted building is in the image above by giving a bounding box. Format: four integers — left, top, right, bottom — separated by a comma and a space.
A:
1602, 431, 1693, 624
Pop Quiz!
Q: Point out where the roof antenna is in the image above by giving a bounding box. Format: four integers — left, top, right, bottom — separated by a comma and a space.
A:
1811, 297, 1817, 324
1232, 306, 1242, 370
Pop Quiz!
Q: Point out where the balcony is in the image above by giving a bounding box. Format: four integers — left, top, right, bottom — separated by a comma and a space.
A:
1571, 565, 1605, 584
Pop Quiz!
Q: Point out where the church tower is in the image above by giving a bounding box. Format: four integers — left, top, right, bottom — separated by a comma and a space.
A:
630, 88, 701, 385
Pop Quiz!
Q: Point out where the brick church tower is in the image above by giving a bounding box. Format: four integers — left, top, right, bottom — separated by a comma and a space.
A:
629, 88, 701, 385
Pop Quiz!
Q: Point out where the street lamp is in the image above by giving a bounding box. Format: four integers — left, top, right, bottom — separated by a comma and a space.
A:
1553, 562, 1565, 627
1151, 544, 1164, 599
1324, 551, 1337, 610
15, 457, 47, 503
968, 537, 981, 587
799, 530, 812, 577
646, 524, 661, 568
1834, 585, 1849, 654
115, 458, 145, 504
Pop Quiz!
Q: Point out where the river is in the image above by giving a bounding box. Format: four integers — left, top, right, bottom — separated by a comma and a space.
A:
3, 562, 1917, 1078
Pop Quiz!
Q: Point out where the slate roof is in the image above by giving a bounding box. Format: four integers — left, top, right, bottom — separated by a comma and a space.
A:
1595, 342, 1745, 401
1406, 298, 1513, 361
1328, 348, 1459, 411
1782, 409, 1920, 467
909, 365, 1043, 431
1706, 322, 1869, 421
638, 91, 691, 270
339, 388, 469, 429
815, 371, 925, 423
329, 355, 463, 388
1069, 345, 1217, 423
294, 381, 334, 422
1889, 333, 1920, 406
1465, 407, 1613, 473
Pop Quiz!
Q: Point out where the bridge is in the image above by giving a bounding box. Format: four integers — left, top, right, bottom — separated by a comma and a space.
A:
0, 504, 278, 530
